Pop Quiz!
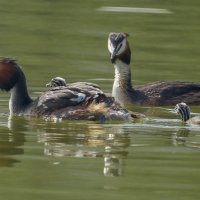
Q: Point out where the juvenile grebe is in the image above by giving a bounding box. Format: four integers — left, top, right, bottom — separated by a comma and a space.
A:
108, 32, 200, 106
175, 102, 200, 124
0, 57, 134, 121
46, 77, 66, 87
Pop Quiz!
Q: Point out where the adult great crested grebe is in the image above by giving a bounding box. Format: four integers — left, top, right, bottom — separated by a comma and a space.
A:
0, 57, 134, 121
108, 32, 200, 106
175, 102, 200, 124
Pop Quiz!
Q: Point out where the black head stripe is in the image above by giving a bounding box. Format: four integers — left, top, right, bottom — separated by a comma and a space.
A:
177, 103, 190, 121
110, 33, 125, 47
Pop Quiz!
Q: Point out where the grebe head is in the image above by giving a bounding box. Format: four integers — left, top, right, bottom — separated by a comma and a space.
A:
46, 77, 66, 87
175, 102, 190, 122
0, 58, 20, 91
108, 32, 130, 64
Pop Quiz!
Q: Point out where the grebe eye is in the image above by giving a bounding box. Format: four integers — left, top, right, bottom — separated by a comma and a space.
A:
117, 37, 124, 43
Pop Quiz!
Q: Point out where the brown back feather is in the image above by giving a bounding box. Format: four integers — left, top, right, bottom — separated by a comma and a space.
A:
0, 57, 20, 91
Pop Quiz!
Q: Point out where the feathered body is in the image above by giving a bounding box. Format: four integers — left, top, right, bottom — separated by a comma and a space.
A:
0, 57, 132, 121
108, 32, 200, 106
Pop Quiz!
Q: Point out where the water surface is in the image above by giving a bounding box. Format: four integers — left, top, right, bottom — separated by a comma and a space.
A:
0, 0, 200, 200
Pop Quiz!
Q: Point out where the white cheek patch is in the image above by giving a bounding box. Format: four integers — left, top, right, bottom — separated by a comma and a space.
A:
117, 39, 126, 55
108, 39, 114, 53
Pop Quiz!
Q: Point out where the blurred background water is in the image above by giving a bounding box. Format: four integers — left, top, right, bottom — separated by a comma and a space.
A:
0, 0, 200, 200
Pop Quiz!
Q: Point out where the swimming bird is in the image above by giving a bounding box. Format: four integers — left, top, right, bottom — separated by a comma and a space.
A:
175, 102, 200, 124
108, 32, 200, 106
46, 77, 67, 87
45, 76, 145, 119
0, 57, 134, 121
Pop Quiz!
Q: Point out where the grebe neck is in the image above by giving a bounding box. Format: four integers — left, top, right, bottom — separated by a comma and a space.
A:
113, 59, 133, 88
112, 59, 134, 104
9, 70, 33, 115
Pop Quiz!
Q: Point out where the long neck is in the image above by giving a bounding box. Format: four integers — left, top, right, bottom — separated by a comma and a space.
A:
113, 59, 133, 88
179, 107, 190, 122
112, 59, 134, 105
9, 70, 33, 115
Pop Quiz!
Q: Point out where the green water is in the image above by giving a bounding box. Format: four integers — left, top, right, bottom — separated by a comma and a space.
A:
0, 0, 200, 199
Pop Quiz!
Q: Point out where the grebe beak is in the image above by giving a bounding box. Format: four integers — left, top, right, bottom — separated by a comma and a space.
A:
46, 82, 51, 87
110, 50, 117, 63
110, 42, 124, 63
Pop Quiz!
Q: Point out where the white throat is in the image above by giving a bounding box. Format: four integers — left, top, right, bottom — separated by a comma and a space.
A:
9, 84, 33, 116
113, 59, 131, 83
112, 59, 132, 104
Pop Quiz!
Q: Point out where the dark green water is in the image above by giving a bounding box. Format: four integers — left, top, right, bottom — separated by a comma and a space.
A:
0, 0, 200, 200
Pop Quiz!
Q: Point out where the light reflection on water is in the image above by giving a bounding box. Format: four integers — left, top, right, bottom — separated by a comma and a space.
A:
7, 116, 130, 177
1, 110, 200, 173
1, 102, 200, 200
1, 0, 200, 198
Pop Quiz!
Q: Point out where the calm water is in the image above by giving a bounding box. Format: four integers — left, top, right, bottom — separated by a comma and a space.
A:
0, 0, 200, 200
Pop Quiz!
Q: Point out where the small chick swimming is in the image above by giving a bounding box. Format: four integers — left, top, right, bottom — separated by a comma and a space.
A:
0, 57, 134, 121
175, 102, 200, 124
